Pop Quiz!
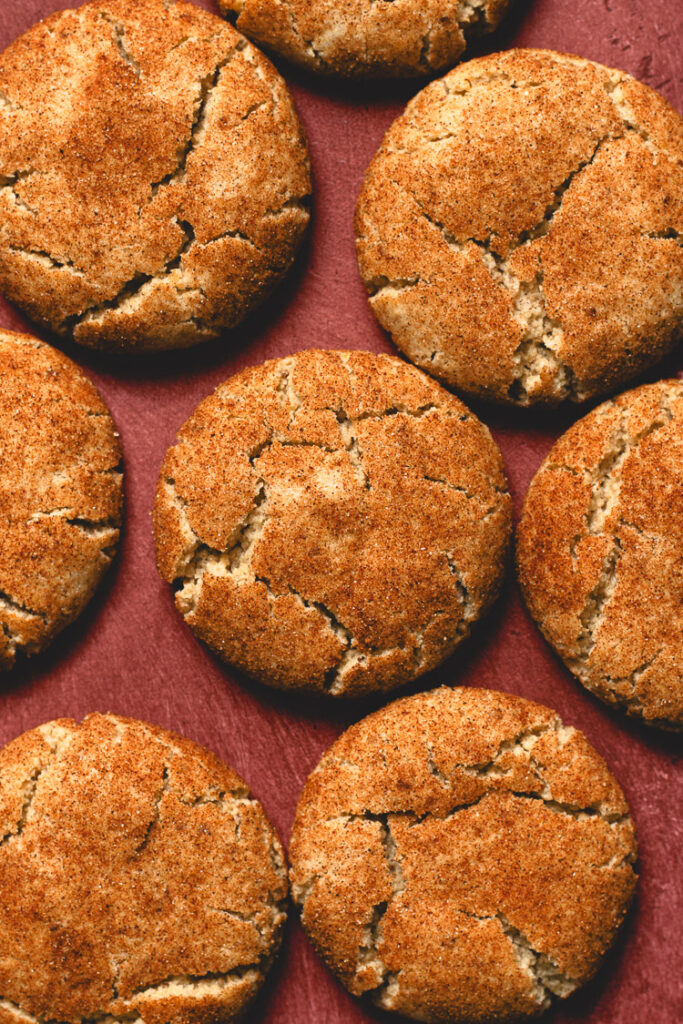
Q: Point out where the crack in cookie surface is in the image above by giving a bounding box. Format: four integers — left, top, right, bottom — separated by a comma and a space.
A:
565, 389, 675, 679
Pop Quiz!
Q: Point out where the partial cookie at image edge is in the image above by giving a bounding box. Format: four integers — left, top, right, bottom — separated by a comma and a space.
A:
517, 378, 683, 730
290, 685, 638, 1023
0, 0, 311, 353
0, 329, 123, 669
0, 712, 288, 1022
218, 0, 514, 79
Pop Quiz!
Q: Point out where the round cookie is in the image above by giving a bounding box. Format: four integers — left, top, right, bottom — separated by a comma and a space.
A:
153, 349, 512, 698
218, 0, 512, 79
355, 49, 683, 406
290, 686, 638, 1023
517, 379, 683, 730
0, 0, 311, 354
0, 713, 288, 1022
0, 330, 123, 669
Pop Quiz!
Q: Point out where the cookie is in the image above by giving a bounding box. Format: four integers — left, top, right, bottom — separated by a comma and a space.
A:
517, 379, 683, 730
0, 0, 310, 354
0, 330, 123, 669
355, 49, 683, 406
218, 0, 512, 79
153, 349, 511, 698
290, 686, 638, 1023
0, 713, 288, 1022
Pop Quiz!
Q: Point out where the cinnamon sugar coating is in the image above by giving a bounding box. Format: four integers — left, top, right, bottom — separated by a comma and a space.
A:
0, 714, 288, 1023
0, 0, 310, 353
218, 0, 511, 78
290, 686, 637, 1023
0, 330, 122, 669
355, 49, 683, 405
518, 379, 683, 729
153, 349, 511, 697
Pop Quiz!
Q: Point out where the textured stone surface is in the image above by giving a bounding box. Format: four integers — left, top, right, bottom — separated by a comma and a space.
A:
0, 1, 680, 1023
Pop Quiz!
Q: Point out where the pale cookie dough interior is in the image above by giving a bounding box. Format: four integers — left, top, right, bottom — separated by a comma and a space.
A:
0, 330, 123, 669
153, 349, 512, 697
355, 49, 683, 405
0, 713, 288, 1023
0, 0, 311, 353
518, 379, 683, 730
218, 0, 512, 78
290, 687, 638, 1023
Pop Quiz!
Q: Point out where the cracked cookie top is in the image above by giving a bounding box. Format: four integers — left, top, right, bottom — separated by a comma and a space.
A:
0, 329, 122, 669
0, 713, 288, 1023
0, 0, 311, 353
290, 686, 638, 1023
153, 349, 512, 697
217, 0, 512, 79
518, 379, 683, 730
355, 48, 683, 406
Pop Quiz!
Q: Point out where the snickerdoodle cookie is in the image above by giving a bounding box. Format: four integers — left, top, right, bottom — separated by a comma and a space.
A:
218, 0, 512, 79
290, 686, 637, 1022
0, 0, 310, 354
153, 349, 511, 697
518, 379, 683, 730
355, 49, 683, 405
0, 713, 288, 1022
0, 330, 122, 669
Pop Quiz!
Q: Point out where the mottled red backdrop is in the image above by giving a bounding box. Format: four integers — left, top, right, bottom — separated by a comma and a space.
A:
1, 1, 681, 1021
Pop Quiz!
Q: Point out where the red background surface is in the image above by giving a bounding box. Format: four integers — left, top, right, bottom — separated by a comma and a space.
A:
1, 1, 681, 1021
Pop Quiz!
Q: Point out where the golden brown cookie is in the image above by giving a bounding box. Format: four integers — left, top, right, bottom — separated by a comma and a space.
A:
0, 330, 123, 669
290, 686, 638, 1023
0, 713, 288, 1022
517, 379, 683, 730
153, 349, 511, 697
355, 49, 683, 405
218, 0, 512, 79
0, 0, 310, 354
